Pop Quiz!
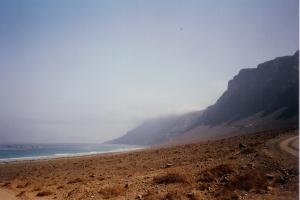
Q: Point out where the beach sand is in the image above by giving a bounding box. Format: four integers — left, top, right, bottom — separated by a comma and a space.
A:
0, 188, 19, 200
0, 129, 298, 200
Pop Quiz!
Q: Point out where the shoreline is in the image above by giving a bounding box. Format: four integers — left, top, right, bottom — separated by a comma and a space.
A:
0, 130, 298, 200
0, 146, 146, 164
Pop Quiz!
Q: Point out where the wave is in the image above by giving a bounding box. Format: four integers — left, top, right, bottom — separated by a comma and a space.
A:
0, 147, 144, 163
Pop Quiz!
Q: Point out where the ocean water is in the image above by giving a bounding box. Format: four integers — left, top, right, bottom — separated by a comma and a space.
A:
0, 143, 144, 162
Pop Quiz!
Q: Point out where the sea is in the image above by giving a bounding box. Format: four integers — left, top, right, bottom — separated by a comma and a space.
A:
0, 143, 144, 163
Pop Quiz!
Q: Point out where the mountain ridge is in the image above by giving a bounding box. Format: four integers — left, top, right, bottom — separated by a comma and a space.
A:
109, 51, 299, 145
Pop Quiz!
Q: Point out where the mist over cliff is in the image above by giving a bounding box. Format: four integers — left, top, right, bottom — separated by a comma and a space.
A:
110, 51, 299, 145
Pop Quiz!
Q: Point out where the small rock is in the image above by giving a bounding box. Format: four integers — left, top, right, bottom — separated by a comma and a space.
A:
220, 176, 229, 184
239, 143, 247, 149
135, 194, 142, 200
249, 189, 256, 193
165, 163, 174, 168
16, 191, 25, 197
229, 156, 236, 160
186, 192, 194, 198
240, 165, 247, 170
267, 186, 273, 191
67, 178, 82, 184
1, 182, 10, 187
247, 163, 254, 168
36, 191, 53, 197
67, 189, 76, 197
231, 193, 240, 200
277, 176, 287, 184
266, 174, 274, 180
257, 189, 267, 194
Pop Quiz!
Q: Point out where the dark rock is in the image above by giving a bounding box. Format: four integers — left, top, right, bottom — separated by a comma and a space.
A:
67, 178, 82, 184
36, 191, 52, 197
16, 191, 25, 197
239, 143, 247, 149
266, 174, 274, 180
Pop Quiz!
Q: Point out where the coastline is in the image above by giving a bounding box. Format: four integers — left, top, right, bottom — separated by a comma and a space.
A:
0, 146, 146, 165
0, 130, 298, 200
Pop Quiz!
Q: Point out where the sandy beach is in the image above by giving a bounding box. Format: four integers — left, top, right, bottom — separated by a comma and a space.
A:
0, 129, 298, 200
0, 188, 19, 200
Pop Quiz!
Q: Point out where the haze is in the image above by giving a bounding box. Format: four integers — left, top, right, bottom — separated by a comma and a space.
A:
0, 0, 298, 143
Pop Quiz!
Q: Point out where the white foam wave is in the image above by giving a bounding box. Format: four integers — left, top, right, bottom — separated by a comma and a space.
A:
0, 147, 144, 163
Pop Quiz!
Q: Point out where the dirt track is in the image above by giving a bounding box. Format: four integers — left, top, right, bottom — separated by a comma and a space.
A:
279, 135, 299, 157
0, 129, 298, 200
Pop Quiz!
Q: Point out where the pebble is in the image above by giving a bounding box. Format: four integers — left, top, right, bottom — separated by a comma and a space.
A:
165, 163, 174, 168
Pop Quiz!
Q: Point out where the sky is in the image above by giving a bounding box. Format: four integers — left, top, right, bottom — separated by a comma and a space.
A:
0, 0, 298, 143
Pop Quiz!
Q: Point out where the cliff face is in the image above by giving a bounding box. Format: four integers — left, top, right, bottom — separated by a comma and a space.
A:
201, 51, 299, 126
109, 51, 299, 145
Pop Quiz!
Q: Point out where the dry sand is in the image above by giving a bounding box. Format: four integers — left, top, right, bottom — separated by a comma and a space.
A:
0, 129, 298, 200
0, 188, 19, 200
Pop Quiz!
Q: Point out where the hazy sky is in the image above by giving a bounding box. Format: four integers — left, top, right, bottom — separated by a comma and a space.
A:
0, 0, 298, 143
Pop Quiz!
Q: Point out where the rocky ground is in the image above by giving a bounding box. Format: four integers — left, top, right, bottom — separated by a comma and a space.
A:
0, 129, 298, 200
